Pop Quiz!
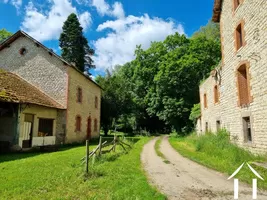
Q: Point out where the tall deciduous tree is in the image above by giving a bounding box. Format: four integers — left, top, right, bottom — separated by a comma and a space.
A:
59, 13, 94, 72
0, 29, 12, 42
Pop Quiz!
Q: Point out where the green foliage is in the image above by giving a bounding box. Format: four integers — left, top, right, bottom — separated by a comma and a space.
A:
0, 29, 12, 42
189, 103, 201, 125
192, 20, 221, 42
169, 130, 267, 189
0, 137, 165, 199
97, 21, 221, 134
59, 13, 94, 72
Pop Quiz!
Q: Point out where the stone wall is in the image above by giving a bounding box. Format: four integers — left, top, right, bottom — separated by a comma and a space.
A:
200, 0, 267, 153
66, 67, 101, 143
0, 37, 68, 107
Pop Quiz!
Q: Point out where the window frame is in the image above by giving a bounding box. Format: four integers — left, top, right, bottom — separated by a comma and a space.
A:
77, 87, 83, 103
234, 20, 246, 52
236, 62, 252, 107
75, 115, 82, 132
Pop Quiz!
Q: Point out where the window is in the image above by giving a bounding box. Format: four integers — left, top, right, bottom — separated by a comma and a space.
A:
204, 93, 208, 108
205, 122, 208, 132
216, 120, 221, 132
95, 96, 98, 109
19, 47, 27, 55
94, 118, 97, 132
214, 85, 219, 103
75, 115, 81, 132
38, 118, 54, 136
235, 23, 243, 50
237, 65, 250, 106
243, 117, 252, 142
77, 87, 82, 103
233, 0, 240, 11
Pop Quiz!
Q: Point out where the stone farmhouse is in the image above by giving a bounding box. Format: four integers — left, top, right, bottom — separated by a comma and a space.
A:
198, 0, 267, 153
0, 31, 101, 151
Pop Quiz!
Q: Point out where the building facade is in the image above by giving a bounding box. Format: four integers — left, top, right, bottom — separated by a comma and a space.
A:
0, 31, 101, 149
199, 0, 267, 153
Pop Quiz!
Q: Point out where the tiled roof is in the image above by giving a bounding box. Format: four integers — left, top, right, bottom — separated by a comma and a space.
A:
0, 71, 65, 109
212, 0, 222, 22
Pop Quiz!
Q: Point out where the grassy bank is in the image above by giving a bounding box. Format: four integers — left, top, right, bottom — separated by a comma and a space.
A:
169, 130, 267, 189
0, 137, 165, 200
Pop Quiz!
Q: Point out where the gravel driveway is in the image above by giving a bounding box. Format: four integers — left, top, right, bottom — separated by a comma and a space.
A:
141, 136, 267, 200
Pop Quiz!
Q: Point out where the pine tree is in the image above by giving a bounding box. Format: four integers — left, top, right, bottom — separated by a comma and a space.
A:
59, 13, 94, 72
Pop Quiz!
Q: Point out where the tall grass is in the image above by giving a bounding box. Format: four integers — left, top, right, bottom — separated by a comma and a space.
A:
169, 130, 267, 189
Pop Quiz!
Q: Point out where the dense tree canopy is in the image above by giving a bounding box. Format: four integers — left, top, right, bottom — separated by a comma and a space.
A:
59, 13, 94, 72
96, 21, 221, 135
0, 29, 12, 42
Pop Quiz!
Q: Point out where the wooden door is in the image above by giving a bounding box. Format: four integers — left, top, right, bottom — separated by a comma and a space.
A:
22, 114, 34, 148
87, 117, 92, 139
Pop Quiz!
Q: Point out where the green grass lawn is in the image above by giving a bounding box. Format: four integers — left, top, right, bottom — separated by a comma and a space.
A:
169, 131, 267, 189
0, 137, 165, 200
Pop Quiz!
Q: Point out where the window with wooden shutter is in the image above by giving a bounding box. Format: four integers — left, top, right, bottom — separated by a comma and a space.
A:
233, 0, 240, 11
237, 65, 249, 106
235, 23, 243, 50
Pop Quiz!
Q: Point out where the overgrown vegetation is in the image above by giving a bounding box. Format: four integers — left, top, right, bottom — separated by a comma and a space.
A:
169, 130, 267, 189
96, 21, 221, 136
0, 137, 165, 199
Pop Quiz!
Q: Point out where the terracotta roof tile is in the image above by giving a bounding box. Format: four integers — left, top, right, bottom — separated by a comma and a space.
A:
0, 71, 65, 109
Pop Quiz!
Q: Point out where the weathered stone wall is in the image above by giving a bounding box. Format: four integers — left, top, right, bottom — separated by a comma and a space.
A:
66, 67, 101, 143
200, 0, 267, 153
0, 37, 68, 107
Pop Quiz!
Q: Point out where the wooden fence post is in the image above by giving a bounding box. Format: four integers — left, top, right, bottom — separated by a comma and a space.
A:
86, 140, 89, 174
99, 136, 102, 156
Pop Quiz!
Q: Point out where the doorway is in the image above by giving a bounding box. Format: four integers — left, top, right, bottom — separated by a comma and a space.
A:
22, 114, 34, 148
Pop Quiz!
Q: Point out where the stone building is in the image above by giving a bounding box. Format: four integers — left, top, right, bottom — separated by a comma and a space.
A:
0, 31, 101, 150
198, 0, 267, 153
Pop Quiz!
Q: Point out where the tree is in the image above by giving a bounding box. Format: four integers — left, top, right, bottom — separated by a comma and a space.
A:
0, 29, 12, 42
59, 13, 94, 72
189, 103, 201, 126
192, 20, 220, 42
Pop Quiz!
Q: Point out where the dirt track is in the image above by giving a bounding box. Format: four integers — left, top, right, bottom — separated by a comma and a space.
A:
141, 136, 267, 200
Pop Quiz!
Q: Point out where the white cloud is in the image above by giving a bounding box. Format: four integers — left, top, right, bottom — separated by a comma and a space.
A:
1, 0, 22, 11
93, 14, 185, 71
21, 0, 92, 42
91, 0, 124, 19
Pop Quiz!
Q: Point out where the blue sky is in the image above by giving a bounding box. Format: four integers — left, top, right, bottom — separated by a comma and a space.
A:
0, 0, 214, 77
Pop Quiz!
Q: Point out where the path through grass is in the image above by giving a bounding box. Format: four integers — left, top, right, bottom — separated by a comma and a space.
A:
169, 130, 267, 189
0, 137, 165, 200
154, 137, 170, 164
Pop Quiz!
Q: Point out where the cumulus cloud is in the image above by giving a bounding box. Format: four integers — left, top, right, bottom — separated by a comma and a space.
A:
1, 0, 22, 11
91, 0, 124, 19
93, 14, 185, 71
21, 0, 92, 42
